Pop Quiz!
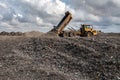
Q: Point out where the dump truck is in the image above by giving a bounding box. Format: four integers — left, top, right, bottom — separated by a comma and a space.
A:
50, 11, 98, 37
50, 11, 72, 36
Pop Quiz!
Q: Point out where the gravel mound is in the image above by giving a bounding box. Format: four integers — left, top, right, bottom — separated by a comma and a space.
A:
0, 33, 120, 80
24, 31, 44, 37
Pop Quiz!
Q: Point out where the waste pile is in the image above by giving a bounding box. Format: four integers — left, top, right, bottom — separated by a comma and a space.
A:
0, 31, 24, 36
0, 33, 119, 80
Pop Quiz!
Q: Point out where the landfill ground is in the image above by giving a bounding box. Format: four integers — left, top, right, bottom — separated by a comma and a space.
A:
0, 32, 120, 80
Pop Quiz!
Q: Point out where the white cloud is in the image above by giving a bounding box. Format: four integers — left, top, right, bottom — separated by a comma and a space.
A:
10, 18, 20, 26
23, 0, 66, 15
87, 0, 109, 6
17, 13, 23, 18
44, 0, 66, 15
87, 14, 101, 22
0, 15, 3, 20
112, 0, 120, 7
13, 13, 23, 19
0, 22, 15, 30
0, 0, 120, 32
72, 10, 101, 22
110, 17, 120, 24
0, 2, 7, 8
36, 17, 43, 25
102, 25, 120, 33
36, 16, 52, 27
73, 10, 85, 21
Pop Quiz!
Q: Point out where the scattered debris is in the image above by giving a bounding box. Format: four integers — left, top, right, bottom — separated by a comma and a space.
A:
0, 33, 119, 80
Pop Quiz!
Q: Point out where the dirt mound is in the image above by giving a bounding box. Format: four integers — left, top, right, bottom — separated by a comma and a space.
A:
42, 32, 58, 37
0, 33, 120, 80
24, 31, 44, 37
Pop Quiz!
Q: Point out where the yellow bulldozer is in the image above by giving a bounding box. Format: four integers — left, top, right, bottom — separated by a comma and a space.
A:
50, 11, 99, 37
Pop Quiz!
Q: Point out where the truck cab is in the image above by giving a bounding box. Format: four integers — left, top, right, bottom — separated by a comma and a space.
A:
80, 24, 98, 37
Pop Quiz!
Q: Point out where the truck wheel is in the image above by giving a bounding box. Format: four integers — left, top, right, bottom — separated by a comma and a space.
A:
59, 33, 64, 37
85, 32, 93, 37
69, 32, 74, 37
63, 33, 68, 37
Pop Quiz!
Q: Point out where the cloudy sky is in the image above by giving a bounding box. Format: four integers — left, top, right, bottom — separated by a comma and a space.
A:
0, 0, 120, 32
